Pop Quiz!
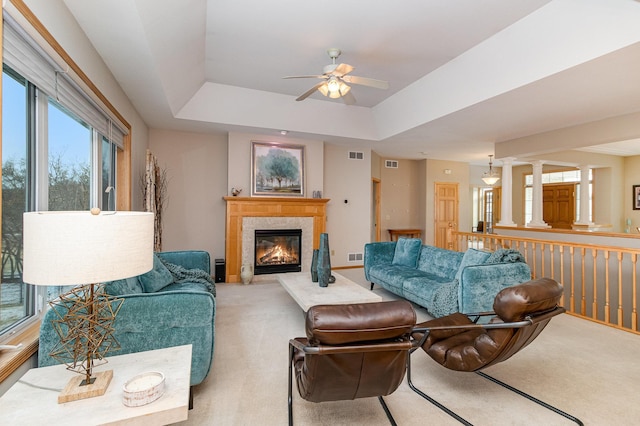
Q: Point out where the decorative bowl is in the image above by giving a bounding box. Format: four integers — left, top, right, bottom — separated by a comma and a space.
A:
122, 371, 165, 407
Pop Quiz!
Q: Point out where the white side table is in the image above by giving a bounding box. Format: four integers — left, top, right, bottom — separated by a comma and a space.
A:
0, 344, 192, 425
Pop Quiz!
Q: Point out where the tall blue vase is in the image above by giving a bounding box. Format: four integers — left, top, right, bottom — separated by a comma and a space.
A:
317, 233, 331, 287
310, 249, 319, 282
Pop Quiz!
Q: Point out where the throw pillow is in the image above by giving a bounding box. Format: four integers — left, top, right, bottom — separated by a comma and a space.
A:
104, 277, 143, 296
392, 238, 422, 268
138, 253, 174, 293
485, 248, 526, 264
455, 248, 492, 281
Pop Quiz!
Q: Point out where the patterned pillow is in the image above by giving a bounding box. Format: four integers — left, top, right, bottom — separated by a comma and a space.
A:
392, 238, 422, 268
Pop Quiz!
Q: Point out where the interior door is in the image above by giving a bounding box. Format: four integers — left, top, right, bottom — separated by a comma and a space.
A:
543, 184, 575, 229
435, 183, 459, 250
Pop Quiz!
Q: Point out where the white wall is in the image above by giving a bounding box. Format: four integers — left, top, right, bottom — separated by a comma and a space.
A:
379, 158, 421, 241
227, 132, 324, 197
323, 144, 371, 267
148, 129, 228, 260
149, 130, 374, 268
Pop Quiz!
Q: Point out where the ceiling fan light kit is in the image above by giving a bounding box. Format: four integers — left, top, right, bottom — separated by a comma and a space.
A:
283, 48, 388, 104
319, 77, 351, 98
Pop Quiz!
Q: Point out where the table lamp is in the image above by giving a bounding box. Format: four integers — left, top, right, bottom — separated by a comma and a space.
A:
22, 210, 154, 403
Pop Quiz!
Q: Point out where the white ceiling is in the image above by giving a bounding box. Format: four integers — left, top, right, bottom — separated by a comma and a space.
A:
62, 0, 640, 164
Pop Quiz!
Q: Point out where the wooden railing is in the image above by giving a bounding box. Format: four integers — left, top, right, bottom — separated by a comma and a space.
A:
450, 230, 640, 335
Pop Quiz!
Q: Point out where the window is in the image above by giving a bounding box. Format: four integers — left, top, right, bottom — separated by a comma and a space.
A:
0, 67, 32, 334
1, 13, 128, 338
524, 169, 592, 224
47, 100, 91, 211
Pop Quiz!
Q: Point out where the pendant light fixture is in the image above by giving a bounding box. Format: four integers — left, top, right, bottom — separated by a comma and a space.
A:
482, 155, 501, 185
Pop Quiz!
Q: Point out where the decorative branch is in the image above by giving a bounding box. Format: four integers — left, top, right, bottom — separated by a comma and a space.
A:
141, 150, 168, 252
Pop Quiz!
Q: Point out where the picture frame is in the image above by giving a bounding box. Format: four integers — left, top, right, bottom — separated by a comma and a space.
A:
634, 185, 640, 210
251, 141, 305, 197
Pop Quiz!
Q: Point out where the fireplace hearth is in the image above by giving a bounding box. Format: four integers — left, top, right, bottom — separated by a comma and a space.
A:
254, 229, 302, 274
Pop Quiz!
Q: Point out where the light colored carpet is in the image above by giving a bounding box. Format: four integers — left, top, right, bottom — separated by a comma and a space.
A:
178, 269, 640, 425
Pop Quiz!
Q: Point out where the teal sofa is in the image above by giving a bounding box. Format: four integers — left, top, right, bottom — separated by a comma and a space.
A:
38, 250, 216, 387
364, 239, 531, 317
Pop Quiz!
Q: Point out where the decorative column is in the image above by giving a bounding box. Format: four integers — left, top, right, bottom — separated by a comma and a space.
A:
497, 157, 516, 227
527, 160, 550, 228
574, 165, 593, 225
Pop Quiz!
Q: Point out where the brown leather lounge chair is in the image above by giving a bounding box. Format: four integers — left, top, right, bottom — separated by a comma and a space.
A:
409, 277, 583, 425
288, 300, 416, 426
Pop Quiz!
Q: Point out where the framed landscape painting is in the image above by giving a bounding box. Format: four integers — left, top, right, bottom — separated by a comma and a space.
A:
634, 185, 640, 210
251, 141, 305, 197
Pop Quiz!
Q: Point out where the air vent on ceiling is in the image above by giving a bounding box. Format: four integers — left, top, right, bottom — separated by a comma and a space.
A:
348, 151, 364, 160
385, 160, 399, 168
348, 252, 363, 262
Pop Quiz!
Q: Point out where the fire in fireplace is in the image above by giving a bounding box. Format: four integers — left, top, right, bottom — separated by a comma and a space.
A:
254, 229, 302, 274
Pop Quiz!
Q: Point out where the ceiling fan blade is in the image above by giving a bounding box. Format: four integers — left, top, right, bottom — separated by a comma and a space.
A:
296, 81, 325, 101
341, 91, 356, 105
283, 75, 326, 79
333, 63, 354, 77
342, 75, 389, 90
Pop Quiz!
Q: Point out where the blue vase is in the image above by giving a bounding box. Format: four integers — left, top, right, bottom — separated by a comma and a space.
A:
310, 249, 319, 282
317, 233, 331, 287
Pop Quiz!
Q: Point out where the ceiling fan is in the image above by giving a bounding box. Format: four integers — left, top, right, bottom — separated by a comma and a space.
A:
283, 48, 389, 105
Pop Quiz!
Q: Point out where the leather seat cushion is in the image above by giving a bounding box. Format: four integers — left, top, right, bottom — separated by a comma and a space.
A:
306, 300, 416, 345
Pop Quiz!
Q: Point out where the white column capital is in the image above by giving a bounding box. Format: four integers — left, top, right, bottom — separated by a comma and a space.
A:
499, 157, 516, 166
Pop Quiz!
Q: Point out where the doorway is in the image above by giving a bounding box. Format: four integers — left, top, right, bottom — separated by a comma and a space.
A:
482, 187, 501, 233
371, 178, 381, 242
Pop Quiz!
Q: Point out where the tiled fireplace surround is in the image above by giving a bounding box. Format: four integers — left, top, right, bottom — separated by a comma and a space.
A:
243, 217, 312, 280
223, 197, 329, 283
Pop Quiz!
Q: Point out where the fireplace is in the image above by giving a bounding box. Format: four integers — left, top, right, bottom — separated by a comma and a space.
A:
254, 229, 302, 274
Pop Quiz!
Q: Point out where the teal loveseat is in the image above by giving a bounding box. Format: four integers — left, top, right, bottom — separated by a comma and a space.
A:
364, 239, 531, 317
38, 250, 216, 387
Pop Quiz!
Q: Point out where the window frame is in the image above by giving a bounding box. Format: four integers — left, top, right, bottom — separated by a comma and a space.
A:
0, 1, 133, 383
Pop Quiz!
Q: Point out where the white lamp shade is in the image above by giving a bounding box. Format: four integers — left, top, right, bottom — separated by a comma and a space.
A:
23, 211, 154, 286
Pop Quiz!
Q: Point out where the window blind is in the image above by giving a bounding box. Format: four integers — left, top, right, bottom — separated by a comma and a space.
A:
2, 12, 127, 148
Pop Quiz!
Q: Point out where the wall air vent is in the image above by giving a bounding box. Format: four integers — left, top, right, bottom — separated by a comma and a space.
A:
348, 151, 364, 160
385, 160, 399, 168
348, 252, 363, 262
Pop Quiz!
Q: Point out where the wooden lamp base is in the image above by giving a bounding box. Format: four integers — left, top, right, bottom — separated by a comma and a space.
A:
58, 370, 113, 403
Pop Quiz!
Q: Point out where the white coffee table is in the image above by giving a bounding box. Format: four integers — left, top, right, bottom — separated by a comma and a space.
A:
0, 344, 192, 425
276, 271, 382, 311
